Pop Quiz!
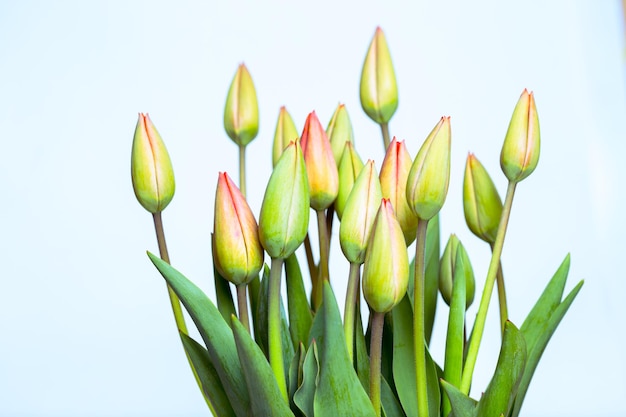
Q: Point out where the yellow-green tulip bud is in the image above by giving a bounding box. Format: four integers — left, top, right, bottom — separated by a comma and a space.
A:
326, 103, 355, 166
272, 106, 299, 167
213, 172, 264, 285
335, 142, 364, 220
223, 63, 259, 146
339, 160, 383, 264
130, 113, 175, 213
406, 116, 451, 221
259, 141, 310, 259
359, 27, 398, 124
500, 89, 540, 183
362, 199, 409, 313
300, 111, 339, 211
380, 138, 418, 245
439, 235, 475, 309
463, 153, 503, 244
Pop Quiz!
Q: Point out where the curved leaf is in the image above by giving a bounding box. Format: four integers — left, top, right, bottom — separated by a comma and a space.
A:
286, 254, 313, 348
440, 379, 477, 417
294, 341, 319, 417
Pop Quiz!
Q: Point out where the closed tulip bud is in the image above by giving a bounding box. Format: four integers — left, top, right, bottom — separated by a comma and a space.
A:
463, 154, 503, 243
362, 199, 409, 313
300, 111, 339, 211
272, 106, 299, 167
335, 142, 364, 220
326, 104, 355, 166
360, 27, 398, 124
224, 63, 259, 146
380, 138, 418, 245
131, 113, 175, 213
259, 141, 310, 259
407, 116, 451, 221
213, 172, 264, 285
339, 160, 383, 264
500, 89, 540, 183
439, 235, 475, 309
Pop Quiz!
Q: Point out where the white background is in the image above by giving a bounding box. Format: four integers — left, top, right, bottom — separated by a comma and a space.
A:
1, 1, 624, 416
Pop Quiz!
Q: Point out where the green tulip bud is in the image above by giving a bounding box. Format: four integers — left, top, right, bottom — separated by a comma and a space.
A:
439, 235, 475, 309
339, 160, 383, 264
362, 199, 409, 313
360, 27, 398, 124
335, 142, 364, 220
463, 153, 503, 243
259, 141, 310, 259
213, 172, 264, 285
407, 116, 452, 220
224, 63, 259, 146
326, 103, 355, 166
130, 113, 175, 213
500, 89, 540, 183
272, 106, 299, 167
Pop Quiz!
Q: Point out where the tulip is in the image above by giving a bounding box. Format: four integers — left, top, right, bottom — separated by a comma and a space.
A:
362, 198, 409, 313
259, 141, 310, 260
213, 172, 264, 285
380, 138, 418, 245
500, 89, 540, 183
339, 160, 383, 264
439, 235, 476, 309
407, 116, 451, 221
335, 142, 364, 220
223, 63, 259, 147
131, 113, 175, 213
272, 106, 299, 167
327, 104, 355, 166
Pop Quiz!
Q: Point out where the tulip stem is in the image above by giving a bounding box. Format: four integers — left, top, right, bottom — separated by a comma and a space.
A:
304, 233, 318, 286
490, 244, 509, 337
461, 181, 517, 394
236, 284, 250, 333
380, 122, 391, 150
268, 257, 288, 401
343, 262, 361, 364
313, 209, 330, 310
238, 144, 247, 197
413, 218, 430, 417
369, 311, 385, 417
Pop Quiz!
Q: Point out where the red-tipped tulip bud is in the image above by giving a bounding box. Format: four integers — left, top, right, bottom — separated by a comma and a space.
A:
335, 142, 364, 220
500, 89, 540, 183
339, 160, 383, 264
407, 117, 452, 220
362, 199, 409, 313
380, 138, 418, 245
131, 113, 175, 213
259, 141, 310, 259
272, 106, 299, 167
439, 235, 475, 309
360, 27, 398, 124
327, 104, 355, 166
213, 172, 264, 285
463, 154, 503, 243
300, 111, 339, 211
224, 63, 259, 146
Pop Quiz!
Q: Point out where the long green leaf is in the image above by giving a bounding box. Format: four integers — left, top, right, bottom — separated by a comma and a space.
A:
294, 341, 319, 417
148, 252, 250, 416
440, 379, 477, 417
286, 254, 313, 349
381, 375, 405, 417
289, 343, 307, 417
424, 213, 441, 345
254, 265, 271, 355
213, 263, 236, 324
355, 303, 370, 392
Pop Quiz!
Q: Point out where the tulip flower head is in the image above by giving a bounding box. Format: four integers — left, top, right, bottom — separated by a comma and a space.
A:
224, 63, 259, 147
327, 104, 355, 166
272, 106, 299, 167
439, 234, 475, 309
335, 142, 364, 220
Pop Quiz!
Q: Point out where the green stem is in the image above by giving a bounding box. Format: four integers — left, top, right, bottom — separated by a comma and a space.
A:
313, 209, 330, 310
380, 122, 391, 150
460, 181, 517, 394
343, 262, 361, 364
413, 218, 430, 417
304, 233, 318, 286
369, 311, 385, 417
239, 144, 247, 197
236, 284, 250, 333
491, 241, 509, 337
269, 257, 288, 401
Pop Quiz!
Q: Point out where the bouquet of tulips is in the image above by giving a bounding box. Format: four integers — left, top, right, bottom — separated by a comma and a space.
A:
130, 27, 583, 417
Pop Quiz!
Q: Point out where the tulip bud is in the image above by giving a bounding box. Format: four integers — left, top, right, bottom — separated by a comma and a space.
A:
463, 154, 503, 243
259, 141, 310, 259
360, 27, 398, 124
326, 104, 355, 166
406, 116, 452, 221
439, 235, 475, 309
272, 106, 299, 167
130, 113, 175, 213
339, 160, 383, 264
300, 111, 339, 211
500, 89, 540, 183
362, 199, 409, 313
380, 138, 418, 245
223, 63, 259, 146
335, 142, 364, 220
213, 172, 264, 285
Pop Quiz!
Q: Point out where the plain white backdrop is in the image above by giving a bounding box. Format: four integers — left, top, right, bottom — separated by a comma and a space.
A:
1, 1, 625, 416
